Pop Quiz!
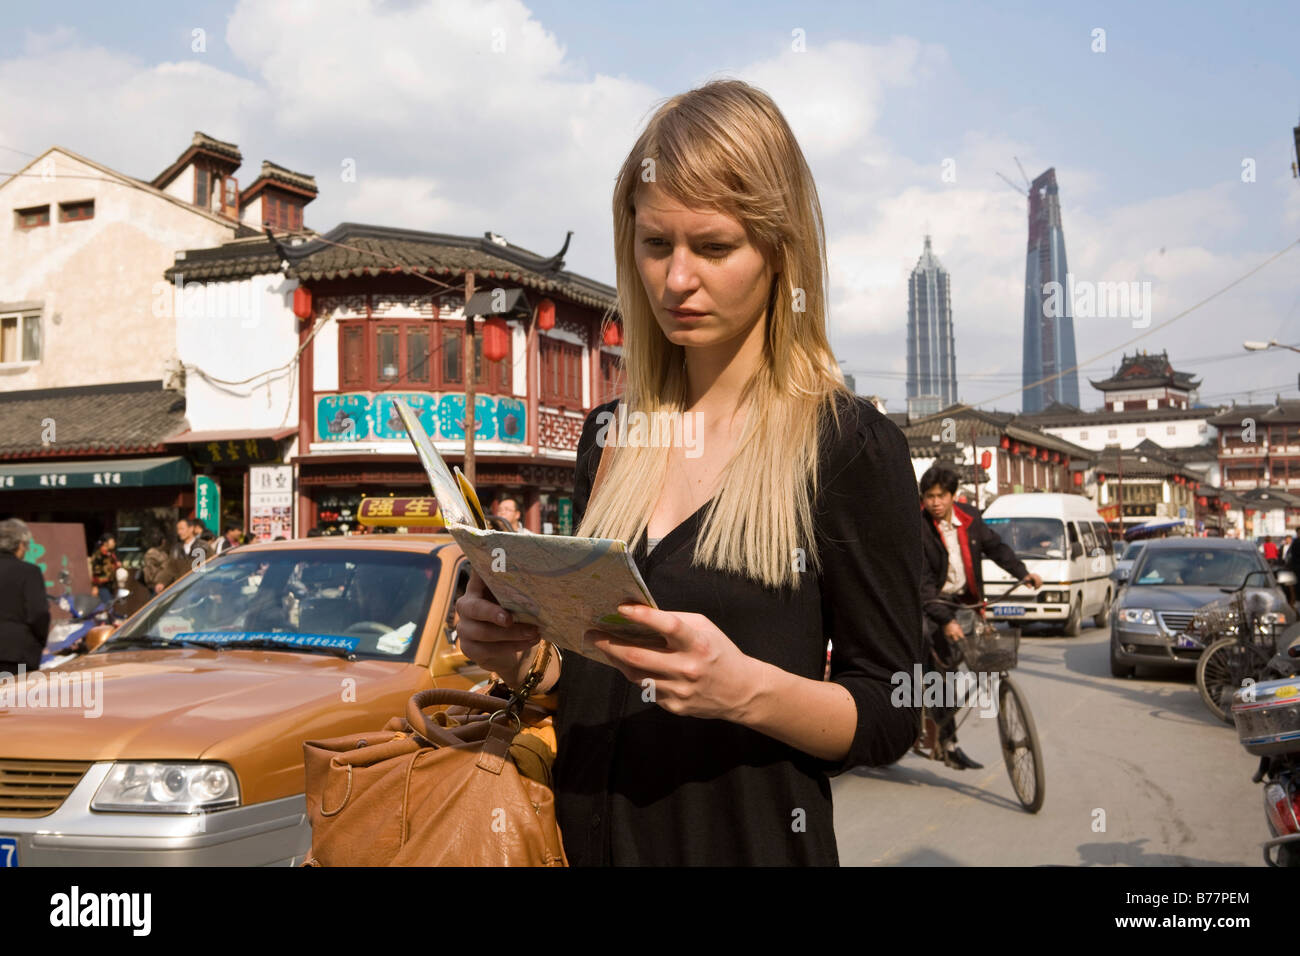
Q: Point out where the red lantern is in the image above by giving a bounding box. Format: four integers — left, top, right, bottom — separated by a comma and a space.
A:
1039, 448, 1050, 461
292, 286, 313, 319
999, 436, 1010, 450
603, 320, 623, 347
1073, 471, 1083, 487
536, 298, 555, 331
1097, 473, 1107, 485
1010, 442, 1020, 455
481, 317, 510, 363
980, 451, 992, 470
1198, 496, 1207, 507
1062, 455, 1070, 468
1051, 451, 1060, 463
1024, 444, 1036, 458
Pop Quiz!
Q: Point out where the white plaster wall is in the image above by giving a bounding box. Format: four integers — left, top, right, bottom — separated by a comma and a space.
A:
174, 273, 300, 431
1042, 418, 1214, 450
0, 149, 236, 390
240, 195, 265, 228
161, 166, 194, 204
313, 315, 339, 392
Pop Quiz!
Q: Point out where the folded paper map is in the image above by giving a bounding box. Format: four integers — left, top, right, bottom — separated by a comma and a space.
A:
393, 399, 661, 666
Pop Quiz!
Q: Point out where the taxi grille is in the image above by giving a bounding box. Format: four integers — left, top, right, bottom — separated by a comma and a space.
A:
0, 760, 93, 817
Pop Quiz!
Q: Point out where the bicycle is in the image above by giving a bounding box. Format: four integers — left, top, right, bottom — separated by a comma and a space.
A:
1191, 569, 1290, 724
918, 584, 1046, 813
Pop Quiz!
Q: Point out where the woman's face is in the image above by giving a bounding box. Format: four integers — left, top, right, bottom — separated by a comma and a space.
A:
633, 181, 774, 349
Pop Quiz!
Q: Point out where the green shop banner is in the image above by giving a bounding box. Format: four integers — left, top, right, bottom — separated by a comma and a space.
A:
195, 476, 221, 529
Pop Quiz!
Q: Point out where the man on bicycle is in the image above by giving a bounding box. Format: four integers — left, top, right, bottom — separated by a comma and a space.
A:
918, 466, 1041, 769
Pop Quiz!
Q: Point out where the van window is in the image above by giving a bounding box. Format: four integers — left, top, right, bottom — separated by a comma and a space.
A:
985, 517, 1066, 559
1079, 522, 1098, 553
1067, 522, 1080, 545
1092, 521, 1114, 554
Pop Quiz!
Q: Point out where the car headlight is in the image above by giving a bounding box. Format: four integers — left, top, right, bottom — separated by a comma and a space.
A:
1038, 590, 1067, 603
1258, 611, 1288, 628
92, 762, 240, 812
1120, 608, 1156, 625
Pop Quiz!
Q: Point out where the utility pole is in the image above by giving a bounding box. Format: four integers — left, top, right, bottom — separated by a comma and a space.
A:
970, 423, 980, 510
463, 270, 477, 486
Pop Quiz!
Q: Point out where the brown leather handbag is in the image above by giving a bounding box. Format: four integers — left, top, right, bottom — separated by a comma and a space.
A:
302, 688, 567, 866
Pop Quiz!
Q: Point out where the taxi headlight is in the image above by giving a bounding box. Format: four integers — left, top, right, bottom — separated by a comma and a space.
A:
1120, 608, 1156, 625
92, 762, 240, 812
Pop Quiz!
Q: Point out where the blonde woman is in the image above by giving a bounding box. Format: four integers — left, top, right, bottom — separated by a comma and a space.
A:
457, 79, 924, 865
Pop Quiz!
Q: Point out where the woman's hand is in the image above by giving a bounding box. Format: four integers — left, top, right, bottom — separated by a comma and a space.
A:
454, 569, 541, 688
586, 603, 763, 721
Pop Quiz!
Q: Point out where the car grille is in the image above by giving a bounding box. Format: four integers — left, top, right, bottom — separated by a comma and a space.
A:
0, 759, 93, 817
1157, 611, 1196, 633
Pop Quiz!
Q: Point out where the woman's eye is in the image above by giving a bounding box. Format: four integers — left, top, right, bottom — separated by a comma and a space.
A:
701, 245, 732, 259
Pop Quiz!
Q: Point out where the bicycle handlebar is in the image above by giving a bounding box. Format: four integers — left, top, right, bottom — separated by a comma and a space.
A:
924, 579, 1028, 611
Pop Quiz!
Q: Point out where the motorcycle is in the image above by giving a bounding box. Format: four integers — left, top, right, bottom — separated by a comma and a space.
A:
1230, 627, 1300, 867
42, 568, 135, 668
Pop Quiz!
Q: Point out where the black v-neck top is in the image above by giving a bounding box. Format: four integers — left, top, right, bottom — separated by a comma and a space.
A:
552, 393, 925, 866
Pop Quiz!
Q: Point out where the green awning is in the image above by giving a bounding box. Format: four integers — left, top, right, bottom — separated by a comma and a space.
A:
0, 456, 193, 491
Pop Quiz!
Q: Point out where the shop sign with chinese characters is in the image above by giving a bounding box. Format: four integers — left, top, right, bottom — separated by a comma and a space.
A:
249, 465, 293, 540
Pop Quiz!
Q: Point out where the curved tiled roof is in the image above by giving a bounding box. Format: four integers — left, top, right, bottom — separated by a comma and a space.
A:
0, 381, 187, 459
165, 223, 619, 313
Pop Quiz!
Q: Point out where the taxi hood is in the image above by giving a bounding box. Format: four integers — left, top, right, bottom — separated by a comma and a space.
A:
0, 649, 415, 762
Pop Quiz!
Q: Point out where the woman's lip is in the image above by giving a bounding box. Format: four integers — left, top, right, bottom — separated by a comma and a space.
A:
669, 309, 708, 318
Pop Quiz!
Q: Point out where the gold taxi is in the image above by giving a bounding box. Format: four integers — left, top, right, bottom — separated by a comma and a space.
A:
0, 531, 485, 866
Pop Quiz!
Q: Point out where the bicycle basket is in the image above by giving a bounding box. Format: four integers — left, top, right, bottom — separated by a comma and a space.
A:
1186, 594, 1242, 642
960, 622, 1019, 671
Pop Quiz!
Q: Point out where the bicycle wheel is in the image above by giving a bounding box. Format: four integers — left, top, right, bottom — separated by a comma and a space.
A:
1195, 637, 1273, 725
996, 674, 1045, 813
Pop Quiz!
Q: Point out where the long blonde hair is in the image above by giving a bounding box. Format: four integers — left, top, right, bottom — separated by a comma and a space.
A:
576, 78, 853, 591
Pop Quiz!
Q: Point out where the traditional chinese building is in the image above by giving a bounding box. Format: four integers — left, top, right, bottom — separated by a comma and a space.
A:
165, 222, 622, 536
901, 405, 1091, 507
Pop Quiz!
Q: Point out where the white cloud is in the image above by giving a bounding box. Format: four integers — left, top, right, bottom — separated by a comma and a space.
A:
1, 4, 1295, 413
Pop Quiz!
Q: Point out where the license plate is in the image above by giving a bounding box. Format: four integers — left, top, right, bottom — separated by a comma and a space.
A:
0, 837, 17, 867
992, 605, 1026, 616
1175, 633, 1201, 649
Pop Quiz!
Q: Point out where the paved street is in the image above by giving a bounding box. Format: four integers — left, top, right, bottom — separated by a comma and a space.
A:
833, 622, 1270, 866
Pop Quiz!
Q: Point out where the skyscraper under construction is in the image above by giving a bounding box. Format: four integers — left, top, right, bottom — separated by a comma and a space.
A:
1021, 168, 1080, 412
905, 235, 957, 418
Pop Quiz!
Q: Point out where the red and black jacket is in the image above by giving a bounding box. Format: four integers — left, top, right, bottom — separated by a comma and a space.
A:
920, 500, 1029, 627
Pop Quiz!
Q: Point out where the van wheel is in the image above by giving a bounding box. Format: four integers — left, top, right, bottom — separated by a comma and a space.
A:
1062, 595, 1083, 637
1094, 589, 1112, 630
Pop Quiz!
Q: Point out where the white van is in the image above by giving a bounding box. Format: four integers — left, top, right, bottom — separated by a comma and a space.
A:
979, 492, 1117, 636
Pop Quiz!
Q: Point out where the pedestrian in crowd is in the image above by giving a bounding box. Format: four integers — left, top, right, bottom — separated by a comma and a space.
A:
170, 516, 211, 581
493, 494, 531, 533
1263, 535, 1279, 564
918, 465, 1043, 769
0, 518, 50, 675
141, 530, 175, 595
89, 533, 121, 606
455, 79, 925, 866
212, 524, 243, 556
1284, 529, 1300, 608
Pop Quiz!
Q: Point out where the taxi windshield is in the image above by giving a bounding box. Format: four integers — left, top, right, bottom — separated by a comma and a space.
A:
103, 549, 439, 661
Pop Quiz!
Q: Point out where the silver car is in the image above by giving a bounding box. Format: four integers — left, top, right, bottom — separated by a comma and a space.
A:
1109, 538, 1296, 677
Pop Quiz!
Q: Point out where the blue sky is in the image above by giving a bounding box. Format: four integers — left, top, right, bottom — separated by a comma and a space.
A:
2, 0, 1298, 411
